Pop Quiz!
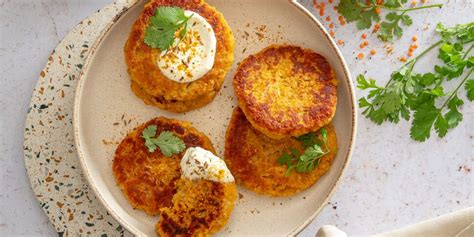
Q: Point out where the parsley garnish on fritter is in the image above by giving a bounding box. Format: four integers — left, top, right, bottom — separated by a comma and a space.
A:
142, 125, 186, 156
278, 128, 330, 176
144, 6, 193, 51
358, 22, 474, 141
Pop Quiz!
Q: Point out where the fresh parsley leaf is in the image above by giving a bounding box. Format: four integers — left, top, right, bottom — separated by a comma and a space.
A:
378, 13, 407, 41
279, 129, 330, 176
445, 95, 464, 128
338, 0, 442, 42
142, 126, 186, 156
465, 79, 474, 101
434, 114, 448, 138
144, 6, 192, 51
359, 22, 473, 141
337, 0, 380, 30
410, 102, 439, 141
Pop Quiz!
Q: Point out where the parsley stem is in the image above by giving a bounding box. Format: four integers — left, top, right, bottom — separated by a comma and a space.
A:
462, 44, 473, 60
439, 69, 473, 110
381, 4, 443, 12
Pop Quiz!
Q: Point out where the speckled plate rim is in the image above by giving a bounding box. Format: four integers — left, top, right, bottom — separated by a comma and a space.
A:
72, 0, 357, 236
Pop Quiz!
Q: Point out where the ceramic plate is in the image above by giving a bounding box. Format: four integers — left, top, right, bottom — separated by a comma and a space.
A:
74, 0, 356, 235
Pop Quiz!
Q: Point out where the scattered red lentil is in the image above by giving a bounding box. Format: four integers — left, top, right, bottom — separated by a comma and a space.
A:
370, 49, 377, 55
325, 16, 331, 22
373, 23, 380, 33
357, 53, 364, 59
375, 7, 382, 14
411, 0, 417, 6
412, 36, 418, 42
337, 39, 345, 46
330, 30, 335, 37
399, 57, 407, 62
361, 33, 367, 39
363, 41, 369, 46
421, 0, 428, 3
329, 23, 335, 29
408, 52, 414, 57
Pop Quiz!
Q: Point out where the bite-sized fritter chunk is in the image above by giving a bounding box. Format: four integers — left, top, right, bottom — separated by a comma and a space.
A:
156, 178, 237, 237
113, 117, 215, 215
124, 0, 234, 112
233, 45, 338, 139
224, 108, 338, 196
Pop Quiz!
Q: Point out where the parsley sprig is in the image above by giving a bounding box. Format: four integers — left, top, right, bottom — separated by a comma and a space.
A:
144, 6, 193, 51
278, 128, 329, 176
337, 0, 443, 41
142, 125, 186, 156
358, 22, 474, 141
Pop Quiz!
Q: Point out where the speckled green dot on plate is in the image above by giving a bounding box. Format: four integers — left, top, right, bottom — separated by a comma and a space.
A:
23, 1, 138, 236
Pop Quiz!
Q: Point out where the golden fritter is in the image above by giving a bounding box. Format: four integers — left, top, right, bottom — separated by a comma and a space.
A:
112, 117, 215, 215
130, 81, 217, 113
156, 178, 237, 236
233, 45, 338, 139
124, 0, 234, 112
224, 108, 338, 196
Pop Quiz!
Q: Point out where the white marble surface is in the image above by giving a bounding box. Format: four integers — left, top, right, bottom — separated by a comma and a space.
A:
0, 0, 472, 236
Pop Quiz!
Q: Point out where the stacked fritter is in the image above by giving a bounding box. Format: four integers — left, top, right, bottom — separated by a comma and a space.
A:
113, 117, 237, 236
225, 45, 339, 196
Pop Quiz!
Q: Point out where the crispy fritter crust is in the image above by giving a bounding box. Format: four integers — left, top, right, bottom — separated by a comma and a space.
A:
233, 45, 338, 139
112, 117, 215, 215
224, 108, 338, 196
130, 80, 217, 113
156, 178, 237, 237
124, 0, 234, 111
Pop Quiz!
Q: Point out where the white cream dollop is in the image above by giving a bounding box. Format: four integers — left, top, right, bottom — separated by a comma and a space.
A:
180, 147, 234, 183
157, 10, 216, 83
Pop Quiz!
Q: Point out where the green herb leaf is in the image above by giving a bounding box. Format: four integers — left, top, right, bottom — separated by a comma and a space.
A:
144, 6, 192, 51
465, 79, 474, 101
142, 126, 186, 156
279, 129, 330, 176
359, 22, 474, 141
410, 103, 439, 141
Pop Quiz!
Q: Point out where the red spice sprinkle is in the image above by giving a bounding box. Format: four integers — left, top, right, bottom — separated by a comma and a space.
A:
357, 53, 364, 59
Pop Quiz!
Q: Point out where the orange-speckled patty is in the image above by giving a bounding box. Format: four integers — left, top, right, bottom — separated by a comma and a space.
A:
112, 117, 215, 215
224, 108, 338, 196
130, 80, 217, 113
233, 45, 338, 139
156, 178, 237, 236
124, 0, 234, 111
